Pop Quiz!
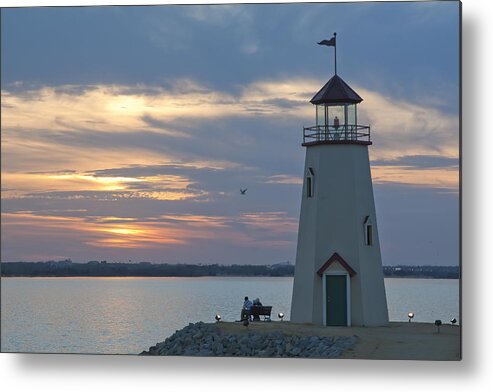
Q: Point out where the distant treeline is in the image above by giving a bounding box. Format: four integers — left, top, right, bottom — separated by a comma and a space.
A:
0, 260, 294, 277
383, 265, 459, 279
0, 260, 459, 279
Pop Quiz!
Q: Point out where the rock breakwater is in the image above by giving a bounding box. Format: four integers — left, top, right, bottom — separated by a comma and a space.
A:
140, 322, 357, 358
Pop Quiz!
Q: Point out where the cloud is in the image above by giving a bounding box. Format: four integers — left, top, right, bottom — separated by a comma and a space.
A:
2, 77, 458, 191
0, 82, 257, 140
372, 155, 459, 169
371, 165, 458, 190
238, 211, 298, 234
357, 87, 459, 161
370, 154, 459, 189
1, 166, 208, 201
184, 4, 251, 27
265, 175, 303, 185
1, 77, 458, 261
1, 207, 297, 262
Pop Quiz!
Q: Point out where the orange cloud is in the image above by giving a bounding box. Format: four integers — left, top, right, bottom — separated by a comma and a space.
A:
1, 169, 203, 201
371, 165, 459, 189
1, 209, 298, 258
239, 212, 299, 235
265, 174, 303, 185
1, 212, 185, 250
1, 78, 458, 197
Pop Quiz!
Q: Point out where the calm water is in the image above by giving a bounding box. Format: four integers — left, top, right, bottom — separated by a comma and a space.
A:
0, 277, 459, 354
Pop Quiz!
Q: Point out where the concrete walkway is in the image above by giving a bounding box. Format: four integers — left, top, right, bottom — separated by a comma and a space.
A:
216, 321, 460, 360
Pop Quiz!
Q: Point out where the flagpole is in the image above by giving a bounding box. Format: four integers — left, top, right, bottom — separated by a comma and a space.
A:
317, 33, 338, 76
334, 32, 337, 75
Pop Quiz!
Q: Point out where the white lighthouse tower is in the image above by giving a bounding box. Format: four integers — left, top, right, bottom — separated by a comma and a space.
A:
290, 35, 388, 327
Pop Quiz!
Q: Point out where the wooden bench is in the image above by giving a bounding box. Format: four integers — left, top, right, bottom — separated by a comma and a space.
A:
247, 306, 272, 321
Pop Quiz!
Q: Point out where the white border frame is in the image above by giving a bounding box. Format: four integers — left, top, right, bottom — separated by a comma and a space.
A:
322, 271, 351, 326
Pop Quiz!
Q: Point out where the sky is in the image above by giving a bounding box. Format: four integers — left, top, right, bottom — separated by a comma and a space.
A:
0, 1, 460, 265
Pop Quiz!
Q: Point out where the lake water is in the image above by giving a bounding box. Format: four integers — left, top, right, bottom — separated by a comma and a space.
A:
0, 277, 459, 355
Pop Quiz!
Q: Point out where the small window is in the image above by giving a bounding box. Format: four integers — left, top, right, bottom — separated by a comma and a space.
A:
366, 225, 373, 246
364, 216, 373, 246
306, 167, 314, 198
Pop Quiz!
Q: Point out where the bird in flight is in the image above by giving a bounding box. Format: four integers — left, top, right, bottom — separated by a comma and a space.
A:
240, 188, 247, 195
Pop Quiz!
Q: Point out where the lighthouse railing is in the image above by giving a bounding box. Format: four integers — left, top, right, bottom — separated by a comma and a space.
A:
303, 124, 370, 144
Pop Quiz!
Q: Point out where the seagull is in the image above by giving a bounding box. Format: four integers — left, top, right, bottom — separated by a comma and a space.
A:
240, 188, 247, 195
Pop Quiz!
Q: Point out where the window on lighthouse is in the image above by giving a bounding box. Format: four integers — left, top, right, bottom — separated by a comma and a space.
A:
306, 168, 314, 198
307, 176, 313, 198
366, 225, 373, 246
364, 216, 373, 246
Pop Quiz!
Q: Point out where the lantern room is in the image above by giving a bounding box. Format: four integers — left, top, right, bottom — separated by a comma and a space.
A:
303, 74, 371, 145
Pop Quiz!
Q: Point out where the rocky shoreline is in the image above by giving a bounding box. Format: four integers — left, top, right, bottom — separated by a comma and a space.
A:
140, 321, 358, 358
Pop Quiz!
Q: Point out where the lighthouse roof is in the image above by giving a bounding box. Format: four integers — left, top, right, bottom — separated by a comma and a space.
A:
310, 74, 363, 105
316, 252, 357, 277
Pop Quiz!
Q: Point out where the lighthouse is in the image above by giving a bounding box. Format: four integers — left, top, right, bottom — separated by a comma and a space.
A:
290, 35, 388, 327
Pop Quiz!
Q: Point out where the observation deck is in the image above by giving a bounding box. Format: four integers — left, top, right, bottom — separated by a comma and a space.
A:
302, 124, 371, 146
304, 74, 371, 147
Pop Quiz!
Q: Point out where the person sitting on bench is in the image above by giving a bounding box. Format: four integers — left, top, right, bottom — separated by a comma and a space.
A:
241, 296, 253, 321
252, 298, 263, 321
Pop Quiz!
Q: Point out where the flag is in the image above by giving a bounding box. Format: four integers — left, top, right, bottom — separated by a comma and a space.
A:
318, 37, 336, 47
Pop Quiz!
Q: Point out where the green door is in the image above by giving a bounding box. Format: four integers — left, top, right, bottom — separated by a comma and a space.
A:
325, 275, 347, 326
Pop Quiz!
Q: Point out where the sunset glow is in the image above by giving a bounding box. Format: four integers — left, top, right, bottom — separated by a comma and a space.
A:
1, 75, 459, 262
1, 3, 459, 265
